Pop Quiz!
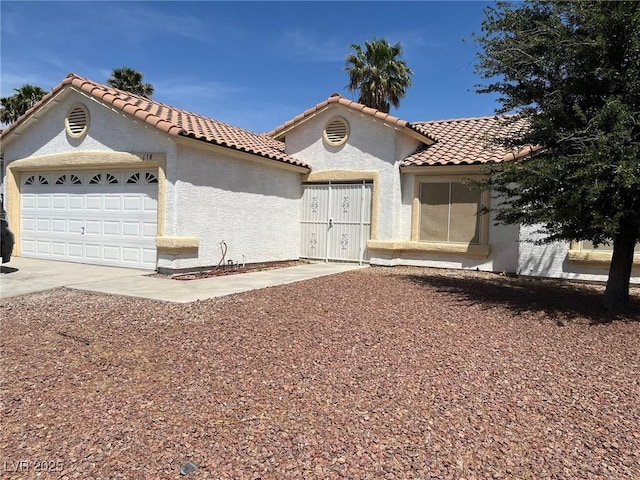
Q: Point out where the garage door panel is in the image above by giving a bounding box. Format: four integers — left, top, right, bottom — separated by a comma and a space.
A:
22, 194, 36, 209
37, 196, 51, 208
36, 241, 51, 254
69, 197, 84, 209
22, 239, 36, 255
68, 219, 84, 234
86, 197, 101, 210
20, 169, 158, 269
103, 221, 120, 236
103, 246, 120, 261
68, 244, 83, 258
85, 220, 101, 235
123, 196, 142, 211
142, 222, 157, 237
52, 196, 67, 209
104, 197, 121, 210
84, 244, 101, 260
36, 218, 51, 232
142, 249, 156, 263
52, 242, 66, 256
52, 219, 67, 233
123, 247, 141, 263
143, 197, 157, 211
122, 222, 141, 237
22, 218, 36, 232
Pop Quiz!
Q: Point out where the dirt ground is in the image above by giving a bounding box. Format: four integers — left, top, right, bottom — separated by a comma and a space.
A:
1, 266, 639, 479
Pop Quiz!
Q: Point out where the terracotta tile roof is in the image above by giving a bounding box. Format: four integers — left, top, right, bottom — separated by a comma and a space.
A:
1, 73, 309, 170
267, 93, 437, 144
402, 116, 530, 167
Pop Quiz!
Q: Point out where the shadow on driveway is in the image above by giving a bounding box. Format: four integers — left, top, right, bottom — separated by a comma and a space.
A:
405, 272, 640, 325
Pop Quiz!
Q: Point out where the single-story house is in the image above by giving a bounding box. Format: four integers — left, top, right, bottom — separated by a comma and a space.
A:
1, 73, 638, 283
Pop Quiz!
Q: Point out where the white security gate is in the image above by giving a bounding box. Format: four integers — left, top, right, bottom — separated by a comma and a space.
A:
301, 182, 372, 263
20, 170, 158, 269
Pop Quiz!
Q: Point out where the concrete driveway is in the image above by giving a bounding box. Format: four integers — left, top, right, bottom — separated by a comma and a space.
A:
0, 257, 365, 303
1, 257, 150, 299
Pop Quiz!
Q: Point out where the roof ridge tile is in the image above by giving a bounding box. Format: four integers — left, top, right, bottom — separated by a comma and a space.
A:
413, 114, 515, 125
267, 94, 427, 142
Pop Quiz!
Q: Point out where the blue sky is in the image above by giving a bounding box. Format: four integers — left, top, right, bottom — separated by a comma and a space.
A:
1, 1, 498, 133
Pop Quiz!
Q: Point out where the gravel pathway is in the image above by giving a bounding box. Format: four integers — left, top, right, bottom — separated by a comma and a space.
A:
2, 267, 639, 479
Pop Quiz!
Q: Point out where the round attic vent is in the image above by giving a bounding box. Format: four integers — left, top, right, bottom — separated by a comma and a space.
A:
65, 103, 90, 138
323, 117, 349, 146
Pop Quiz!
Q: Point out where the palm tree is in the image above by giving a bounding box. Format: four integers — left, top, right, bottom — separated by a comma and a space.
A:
345, 38, 413, 113
107, 67, 154, 97
0, 84, 47, 124
0, 96, 19, 125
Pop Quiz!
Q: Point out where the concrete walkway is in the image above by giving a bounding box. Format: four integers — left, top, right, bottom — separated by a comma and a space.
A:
0, 257, 365, 303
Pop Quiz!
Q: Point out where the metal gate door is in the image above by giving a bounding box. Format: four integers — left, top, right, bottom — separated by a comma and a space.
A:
301, 182, 372, 263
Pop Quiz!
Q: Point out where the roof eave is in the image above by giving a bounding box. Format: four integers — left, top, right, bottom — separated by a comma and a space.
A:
175, 134, 310, 173
0, 86, 70, 147
404, 126, 436, 145
400, 162, 494, 174
269, 105, 332, 141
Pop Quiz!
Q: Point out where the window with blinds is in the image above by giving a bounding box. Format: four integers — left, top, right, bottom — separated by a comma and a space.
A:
419, 182, 482, 244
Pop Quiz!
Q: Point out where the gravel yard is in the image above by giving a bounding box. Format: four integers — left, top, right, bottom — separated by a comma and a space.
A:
2, 266, 639, 479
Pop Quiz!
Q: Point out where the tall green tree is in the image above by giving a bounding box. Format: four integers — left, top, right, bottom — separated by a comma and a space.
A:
473, 1, 640, 312
1, 84, 47, 124
345, 38, 413, 113
107, 67, 154, 97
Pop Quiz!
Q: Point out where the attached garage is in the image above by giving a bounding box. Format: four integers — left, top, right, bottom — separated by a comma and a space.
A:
20, 169, 158, 269
1, 74, 309, 274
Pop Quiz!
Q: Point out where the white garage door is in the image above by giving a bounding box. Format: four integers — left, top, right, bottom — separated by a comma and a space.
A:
20, 170, 158, 269
301, 181, 372, 264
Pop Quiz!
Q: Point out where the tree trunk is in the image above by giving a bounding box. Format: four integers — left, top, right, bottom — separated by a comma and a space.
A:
603, 227, 638, 313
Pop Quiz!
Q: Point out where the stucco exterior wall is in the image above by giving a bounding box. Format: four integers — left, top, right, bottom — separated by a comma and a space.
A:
158, 142, 303, 271
279, 107, 522, 273
518, 225, 640, 284
282, 106, 421, 241
3, 89, 176, 161
2, 88, 303, 273
9, 86, 637, 284
2, 90, 177, 223
2, 89, 177, 259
